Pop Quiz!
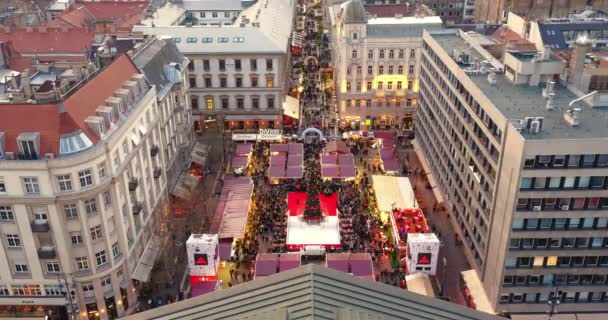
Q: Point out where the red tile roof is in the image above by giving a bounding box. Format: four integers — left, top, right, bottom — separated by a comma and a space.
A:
46, 5, 96, 29
63, 54, 140, 145
491, 26, 537, 51
0, 27, 93, 55
78, 1, 147, 31
0, 54, 141, 156
0, 104, 62, 156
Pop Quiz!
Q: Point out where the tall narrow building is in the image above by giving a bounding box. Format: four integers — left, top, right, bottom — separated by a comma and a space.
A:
417, 28, 608, 314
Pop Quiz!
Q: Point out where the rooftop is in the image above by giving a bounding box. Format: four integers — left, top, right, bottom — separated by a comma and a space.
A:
429, 31, 608, 141
134, 0, 295, 54
0, 27, 93, 55
0, 55, 143, 157
122, 264, 502, 320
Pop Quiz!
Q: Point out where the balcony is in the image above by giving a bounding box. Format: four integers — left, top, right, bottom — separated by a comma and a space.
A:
38, 246, 56, 259
153, 168, 162, 179
132, 202, 143, 215
31, 221, 50, 233
128, 178, 139, 191
150, 145, 159, 157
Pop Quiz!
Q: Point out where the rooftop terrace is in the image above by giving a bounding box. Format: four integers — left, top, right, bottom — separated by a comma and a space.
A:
430, 32, 608, 141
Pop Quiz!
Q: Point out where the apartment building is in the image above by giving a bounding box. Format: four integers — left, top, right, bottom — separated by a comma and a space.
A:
0, 54, 176, 320
417, 28, 608, 314
134, 0, 296, 132
327, 0, 442, 130
131, 38, 194, 193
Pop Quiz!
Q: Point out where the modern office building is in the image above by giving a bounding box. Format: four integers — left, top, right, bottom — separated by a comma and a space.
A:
0, 53, 182, 319
327, 0, 442, 130
133, 0, 296, 131
131, 38, 194, 193
475, 0, 608, 23
422, 0, 469, 24
417, 28, 608, 314
122, 264, 503, 320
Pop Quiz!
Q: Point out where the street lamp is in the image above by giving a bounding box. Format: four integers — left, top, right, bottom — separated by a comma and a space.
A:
547, 285, 563, 320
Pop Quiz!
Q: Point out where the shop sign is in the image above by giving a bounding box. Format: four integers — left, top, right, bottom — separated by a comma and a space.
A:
232, 133, 257, 141
417, 252, 432, 265
194, 253, 209, 266
257, 129, 283, 141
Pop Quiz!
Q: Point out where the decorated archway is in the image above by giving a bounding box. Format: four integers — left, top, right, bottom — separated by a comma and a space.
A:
301, 127, 324, 144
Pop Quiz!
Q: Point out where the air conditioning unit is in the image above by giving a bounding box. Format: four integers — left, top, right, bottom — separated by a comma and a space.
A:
561, 205, 569, 211
533, 205, 542, 211
529, 120, 541, 134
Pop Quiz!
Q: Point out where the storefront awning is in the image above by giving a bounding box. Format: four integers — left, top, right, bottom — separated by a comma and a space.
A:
225, 115, 278, 121
131, 235, 162, 283
413, 140, 445, 204
282, 96, 300, 119
191, 142, 209, 166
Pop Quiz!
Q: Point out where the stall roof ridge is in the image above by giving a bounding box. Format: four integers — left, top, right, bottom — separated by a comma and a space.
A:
123, 264, 503, 320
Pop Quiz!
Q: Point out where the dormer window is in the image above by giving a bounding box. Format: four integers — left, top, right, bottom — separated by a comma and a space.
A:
59, 131, 93, 155
17, 132, 39, 160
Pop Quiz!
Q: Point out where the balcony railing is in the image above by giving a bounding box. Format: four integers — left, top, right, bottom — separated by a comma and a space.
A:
31, 221, 50, 233
150, 145, 159, 157
132, 202, 143, 215
38, 246, 56, 259
153, 168, 162, 179
128, 178, 139, 191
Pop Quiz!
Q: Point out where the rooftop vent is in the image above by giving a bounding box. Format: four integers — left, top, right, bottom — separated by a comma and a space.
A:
487, 71, 496, 85
564, 108, 581, 126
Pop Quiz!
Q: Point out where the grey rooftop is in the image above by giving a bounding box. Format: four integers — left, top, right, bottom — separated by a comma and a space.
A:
122, 264, 503, 320
430, 33, 608, 141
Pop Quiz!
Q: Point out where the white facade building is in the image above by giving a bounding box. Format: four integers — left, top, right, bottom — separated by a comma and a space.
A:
134, 0, 296, 132
328, 0, 442, 130
0, 53, 186, 319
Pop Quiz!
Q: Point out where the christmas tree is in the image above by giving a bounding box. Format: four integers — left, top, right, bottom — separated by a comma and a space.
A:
303, 184, 322, 220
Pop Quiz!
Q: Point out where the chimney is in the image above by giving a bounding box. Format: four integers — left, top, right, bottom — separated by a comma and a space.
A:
20, 69, 32, 99
568, 39, 590, 87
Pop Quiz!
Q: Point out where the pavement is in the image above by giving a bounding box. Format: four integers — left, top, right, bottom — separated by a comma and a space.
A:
398, 147, 470, 305
141, 130, 227, 308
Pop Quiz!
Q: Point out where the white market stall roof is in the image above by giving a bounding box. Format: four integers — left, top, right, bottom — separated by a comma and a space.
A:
372, 175, 417, 212
405, 273, 435, 297
461, 269, 495, 315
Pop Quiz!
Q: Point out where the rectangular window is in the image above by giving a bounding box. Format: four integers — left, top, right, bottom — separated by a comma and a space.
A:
266, 59, 273, 70
6, 234, 21, 247
520, 177, 532, 189
56, 175, 72, 191
203, 60, 210, 71
44, 285, 63, 296
266, 75, 273, 88
398, 65, 403, 74
367, 66, 373, 75
379, 50, 385, 59
582, 154, 596, 167
103, 191, 111, 207
397, 81, 402, 90
0, 206, 14, 221
236, 98, 244, 109
221, 98, 229, 109
22, 177, 40, 194
78, 169, 93, 188
387, 81, 393, 90
410, 50, 415, 58
15, 264, 29, 273
218, 37, 229, 43
267, 97, 275, 109
95, 250, 107, 266
534, 177, 546, 189
250, 59, 257, 71
563, 177, 575, 188
46, 262, 60, 273
75, 257, 89, 270
379, 66, 384, 75
204, 78, 212, 88
202, 37, 213, 43
597, 154, 608, 167
389, 50, 394, 59
70, 232, 83, 245
368, 50, 373, 59
219, 59, 226, 71
408, 65, 415, 75
398, 50, 404, 59
590, 176, 605, 188
90, 225, 102, 240
85, 198, 97, 216
388, 66, 394, 75
64, 203, 78, 219
252, 97, 259, 109
367, 82, 372, 91
568, 155, 581, 167
356, 82, 361, 92
235, 77, 243, 88
220, 78, 227, 88
377, 81, 383, 90
112, 242, 120, 258
0, 177, 5, 193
